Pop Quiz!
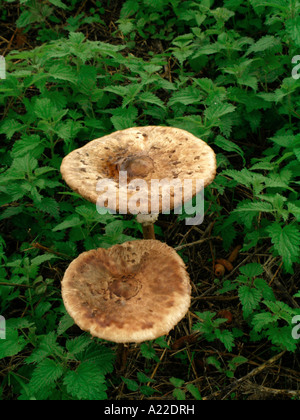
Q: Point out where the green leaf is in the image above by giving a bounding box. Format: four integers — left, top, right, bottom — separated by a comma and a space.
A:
66, 335, 92, 356
168, 86, 203, 106
136, 371, 154, 384
25, 332, 64, 364
34, 98, 57, 120
233, 201, 273, 229
246, 35, 281, 55
214, 136, 245, 164
173, 388, 186, 400
288, 202, 300, 221
35, 198, 60, 218
186, 383, 202, 400
266, 326, 298, 352
254, 278, 275, 301
30, 254, 57, 266
11, 134, 45, 158
47, 0, 68, 9
140, 342, 159, 361
239, 286, 262, 317
252, 312, 278, 332
0, 119, 24, 140
0, 206, 24, 221
285, 17, 300, 47
118, 19, 135, 35
52, 216, 82, 232
122, 377, 139, 391
0, 327, 27, 359
57, 312, 74, 335
266, 223, 300, 273
139, 92, 165, 109
78, 343, 115, 375
170, 377, 185, 388
29, 358, 64, 395
105, 220, 124, 238
204, 103, 236, 122
263, 300, 296, 322
63, 361, 107, 400
239, 263, 264, 278
48, 64, 77, 84
120, 0, 140, 17
215, 329, 235, 351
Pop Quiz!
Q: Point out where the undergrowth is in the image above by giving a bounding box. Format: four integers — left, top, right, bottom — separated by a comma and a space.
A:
0, 0, 299, 400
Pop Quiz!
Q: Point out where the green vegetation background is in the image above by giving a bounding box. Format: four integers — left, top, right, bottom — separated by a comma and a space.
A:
0, 0, 299, 400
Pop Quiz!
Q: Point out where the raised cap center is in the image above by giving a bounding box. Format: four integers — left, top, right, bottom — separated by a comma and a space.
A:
118, 155, 154, 178
109, 277, 141, 300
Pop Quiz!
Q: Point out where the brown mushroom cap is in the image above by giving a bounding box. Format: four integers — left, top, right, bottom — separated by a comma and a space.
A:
60, 126, 216, 214
61, 240, 191, 343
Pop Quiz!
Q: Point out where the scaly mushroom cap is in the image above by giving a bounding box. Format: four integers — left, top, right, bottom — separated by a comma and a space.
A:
60, 126, 216, 214
61, 240, 191, 343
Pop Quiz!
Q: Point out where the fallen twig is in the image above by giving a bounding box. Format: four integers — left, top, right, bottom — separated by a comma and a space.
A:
202, 350, 286, 400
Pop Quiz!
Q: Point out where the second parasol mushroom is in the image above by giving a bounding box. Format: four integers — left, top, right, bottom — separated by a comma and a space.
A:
60, 126, 217, 239
61, 239, 191, 343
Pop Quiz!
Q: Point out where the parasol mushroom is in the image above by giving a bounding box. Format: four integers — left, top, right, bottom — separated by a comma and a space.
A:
61, 239, 191, 344
60, 126, 217, 239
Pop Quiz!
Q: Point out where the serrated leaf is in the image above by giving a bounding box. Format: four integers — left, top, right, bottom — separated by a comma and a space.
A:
63, 360, 107, 400
266, 326, 298, 352
233, 200, 273, 229
215, 329, 235, 351
48, 0, 68, 9
136, 371, 154, 383
0, 206, 24, 221
118, 19, 135, 35
11, 134, 45, 158
120, 0, 139, 17
286, 17, 300, 47
122, 377, 139, 391
48, 64, 77, 83
57, 312, 74, 335
0, 119, 24, 140
25, 332, 64, 364
0, 327, 27, 359
288, 202, 300, 221
34, 98, 57, 120
173, 388, 186, 400
30, 254, 57, 266
139, 92, 165, 109
239, 286, 262, 317
204, 103, 236, 122
239, 263, 264, 278
29, 358, 64, 394
168, 86, 203, 106
223, 168, 254, 187
78, 343, 115, 375
186, 383, 202, 400
170, 377, 185, 388
246, 35, 280, 55
66, 335, 92, 356
52, 216, 82, 232
35, 198, 60, 218
140, 342, 159, 361
294, 148, 300, 162
266, 223, 300, 273
252, 312, 278, 332
214, 135, 245, 163
254, 278, 275, 301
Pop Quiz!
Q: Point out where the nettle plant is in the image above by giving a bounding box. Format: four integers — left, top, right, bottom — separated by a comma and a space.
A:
0, 0, 300, 400
215, 131, 300, 275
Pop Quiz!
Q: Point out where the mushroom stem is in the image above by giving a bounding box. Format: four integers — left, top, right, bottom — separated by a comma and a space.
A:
141, 223, 156, 240
116, 343, 129, 373
136, 214, 158, 240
